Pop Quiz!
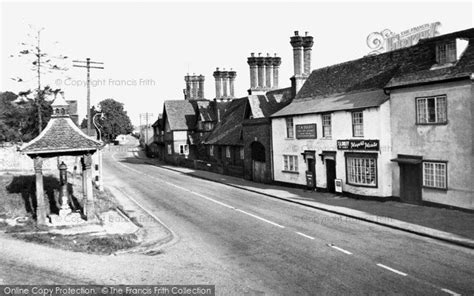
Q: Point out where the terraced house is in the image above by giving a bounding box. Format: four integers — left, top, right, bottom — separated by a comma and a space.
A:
271, 28, 474, 210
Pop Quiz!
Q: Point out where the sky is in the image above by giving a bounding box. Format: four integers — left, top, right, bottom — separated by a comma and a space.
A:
1, 1, 473, 126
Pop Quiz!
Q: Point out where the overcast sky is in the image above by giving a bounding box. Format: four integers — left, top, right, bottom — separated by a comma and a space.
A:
1, 1, 472, 126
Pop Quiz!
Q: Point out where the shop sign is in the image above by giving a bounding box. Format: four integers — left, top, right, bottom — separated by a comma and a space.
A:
296, 124, 317, 139
337, 139, 379, 151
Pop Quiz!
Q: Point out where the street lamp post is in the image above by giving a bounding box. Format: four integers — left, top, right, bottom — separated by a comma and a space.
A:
93, 112, 104, 191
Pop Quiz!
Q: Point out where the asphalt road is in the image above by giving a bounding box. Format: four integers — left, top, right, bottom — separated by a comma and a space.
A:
102, 146, 474, 296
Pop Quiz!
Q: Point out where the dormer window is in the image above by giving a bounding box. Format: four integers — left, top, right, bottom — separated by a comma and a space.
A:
436, 40, 456, 65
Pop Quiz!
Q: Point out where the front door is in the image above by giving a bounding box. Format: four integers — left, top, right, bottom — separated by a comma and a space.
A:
399, 163, 422, 204
306, 157, 316, 190
253, 160, 265, 183
326, 159, 336, 193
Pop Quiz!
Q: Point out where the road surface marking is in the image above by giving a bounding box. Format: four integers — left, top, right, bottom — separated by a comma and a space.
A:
376, 263, 407, 276
236, 209, 285, 228
441, 288, 460, 296
296, 232, 315, 240
328, 244, 352, 255
112, 153, 285, 229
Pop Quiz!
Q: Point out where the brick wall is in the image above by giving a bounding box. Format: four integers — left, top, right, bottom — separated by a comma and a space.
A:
242, 118, 273, 183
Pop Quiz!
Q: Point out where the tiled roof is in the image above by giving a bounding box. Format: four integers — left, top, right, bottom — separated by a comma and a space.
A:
21, 117, 102, 155
163, 100, 197, 131
247, 87, 293, 119
196, 100, 216, 122
204, 98, 246, 146
277, 28, 474, 117
272, 89, 388, 117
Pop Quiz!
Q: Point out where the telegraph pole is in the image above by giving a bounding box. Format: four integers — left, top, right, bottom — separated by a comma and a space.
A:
73, 58, 104, 136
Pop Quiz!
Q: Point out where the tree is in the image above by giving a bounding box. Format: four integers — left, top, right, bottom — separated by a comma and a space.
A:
0, 90, 53, 143
95, 99, 133, 142
10, 25, 68, 133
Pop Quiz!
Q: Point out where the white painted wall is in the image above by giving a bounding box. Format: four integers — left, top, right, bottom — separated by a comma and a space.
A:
172, 131, 188, 155
390, 80, 473, 209
272, 101, 392, 197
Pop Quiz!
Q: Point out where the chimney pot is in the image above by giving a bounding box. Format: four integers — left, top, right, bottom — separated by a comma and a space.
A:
251, 52, 255, 57
294, 31, 299, 36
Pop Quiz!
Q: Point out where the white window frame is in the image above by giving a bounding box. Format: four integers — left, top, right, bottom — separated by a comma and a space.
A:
179, 144, 189, 155
225, 146, 231, 158
167, 144, 172, 155
352, 111, 364, 137
239, 147, 244, 160
322, 113, 332, 138
283, 155, 299, 172
346, 154, 377, 187
285, 117, 294, 139
423, 161, 447, 189
436, 41, 457, 64
416, 95, 447, 124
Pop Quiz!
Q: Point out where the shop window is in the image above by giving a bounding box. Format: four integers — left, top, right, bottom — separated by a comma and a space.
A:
179, 144, 189, 155
286, 117, 294, 138
209, 145, 214, 156
423, 161, 447, 189
167, 144, 172, 155
346, 153, 377, 187
240, 147, 244, 160
322, 113, 332, 138
416, 95, 447, 124
283, 155, 298, 172
352, 111, 363, 137
436, 40, 456, 65
225, 146, 231, 158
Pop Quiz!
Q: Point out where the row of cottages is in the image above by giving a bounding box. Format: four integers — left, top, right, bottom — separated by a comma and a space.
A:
271, 28, 474, 210
151, 31, 306, 182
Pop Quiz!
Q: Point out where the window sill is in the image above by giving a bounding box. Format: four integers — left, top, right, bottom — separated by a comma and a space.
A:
416, 122, 448, 126
423, 186, 448, 192
346, 182, 378, 188
282, 170, 299, 174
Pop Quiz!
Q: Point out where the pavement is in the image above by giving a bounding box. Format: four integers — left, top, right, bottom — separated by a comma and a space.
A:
139, 154, 474, 249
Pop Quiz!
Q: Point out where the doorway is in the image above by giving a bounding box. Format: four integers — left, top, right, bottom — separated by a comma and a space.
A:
251, 141, 266, 183
304, 151, 316, 190
399, 163, 422, 204
326, 158, 336, 193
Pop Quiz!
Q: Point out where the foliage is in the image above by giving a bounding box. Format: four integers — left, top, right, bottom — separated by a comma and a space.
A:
0, 90, 53, 143
95, 99, 134, 142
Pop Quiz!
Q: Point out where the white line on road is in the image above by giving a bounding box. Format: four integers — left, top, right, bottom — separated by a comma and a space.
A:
441, 288, 461, 296
236, 209, 285, 228
296, 232, 315, 240
112, 153, 285, 229
376, 263, 407, 276
328, 244, 352, 255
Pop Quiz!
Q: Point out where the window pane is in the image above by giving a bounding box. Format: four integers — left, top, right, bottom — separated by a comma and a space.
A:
346, 156, 376, 186
436, 97, 447, 122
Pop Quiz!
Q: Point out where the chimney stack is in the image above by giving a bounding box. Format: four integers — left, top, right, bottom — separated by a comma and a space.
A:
272, 54, 281, 89
290, 30, 304, 76
185, 74, 205, 100
213, 68, 222, 99
264, 53, 273, 89
222, 70, 229, 97
192, 74, 199, 99
228, 69, 236, 98
247, 53, 258, 90
290, 30, 312, 96
303, 31, 314, 75
198, 75, 205, 99
184, 75, 192, 100
256, 53, 266, 89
